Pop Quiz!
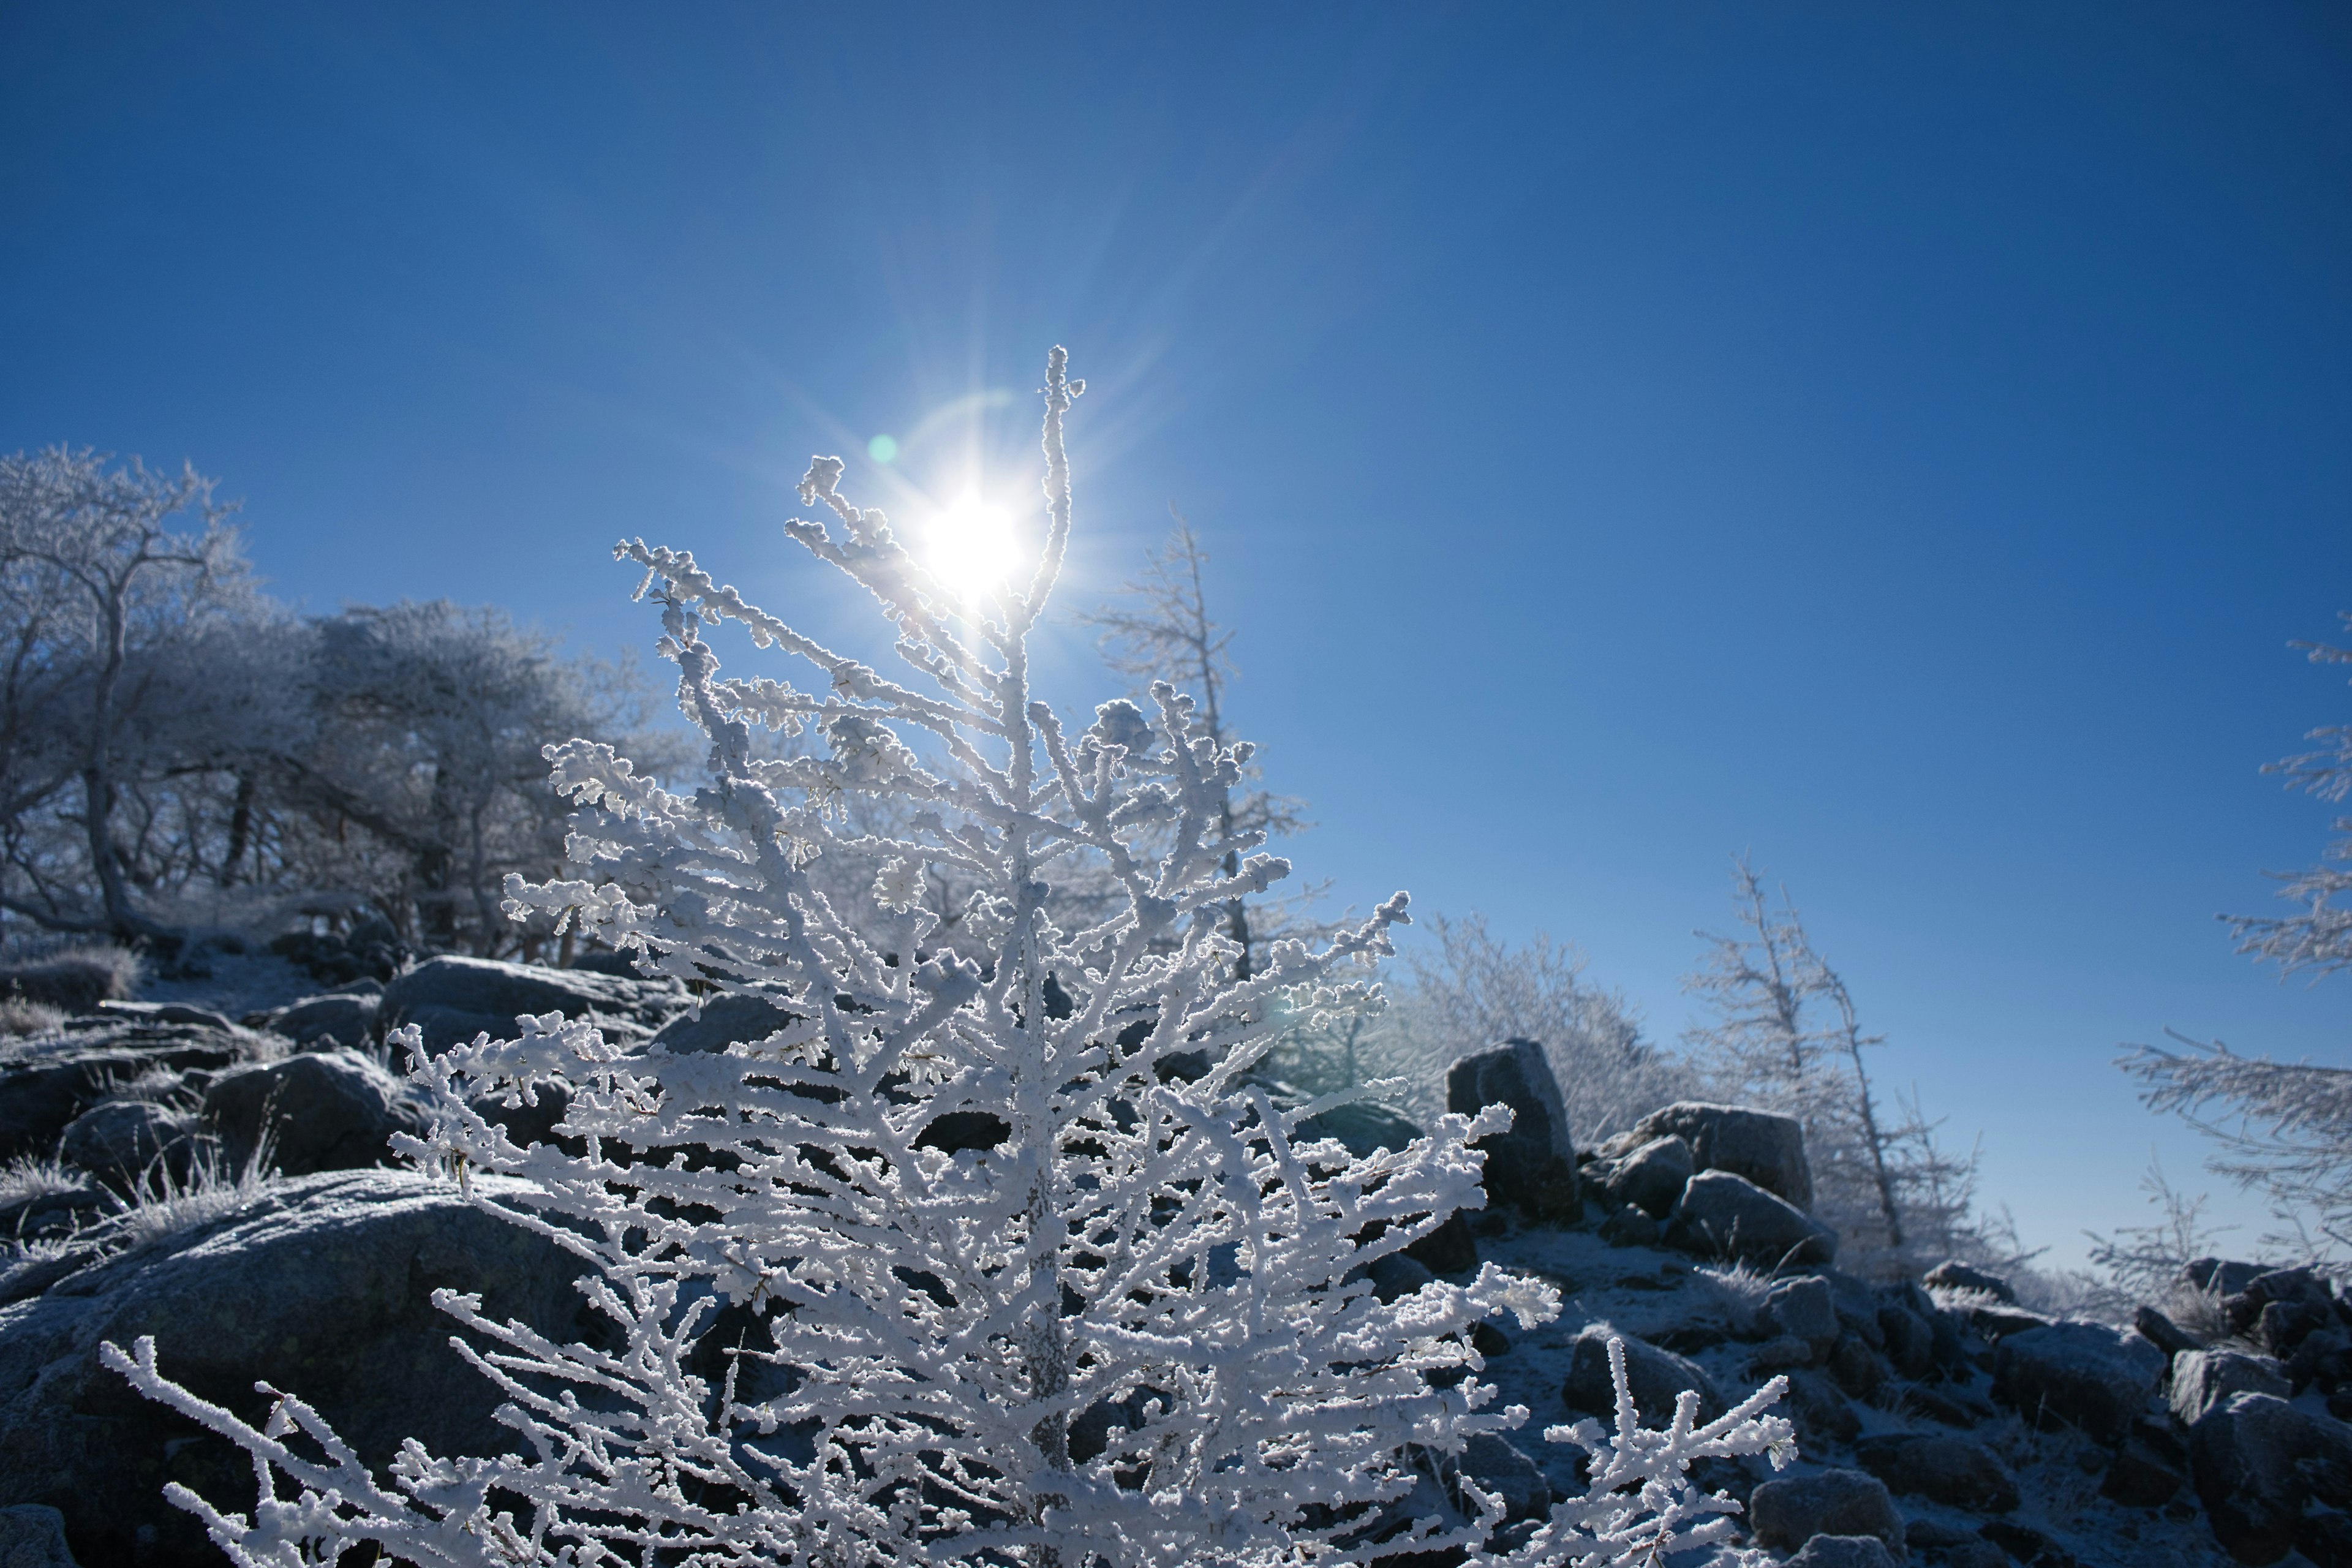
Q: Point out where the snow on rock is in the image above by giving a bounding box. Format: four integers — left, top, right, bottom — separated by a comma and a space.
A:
1992, 1322, 2166, 1446
1624, 1101, 1815, 1210
1666, 1168, 1838, 1267
1446, 1038, 1580, 1221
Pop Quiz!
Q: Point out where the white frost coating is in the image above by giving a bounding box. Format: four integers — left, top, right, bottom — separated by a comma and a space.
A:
104, 349, 1794, 1567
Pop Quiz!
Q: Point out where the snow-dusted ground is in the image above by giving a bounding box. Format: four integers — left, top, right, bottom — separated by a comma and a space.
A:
1471, 1220, 2226, 1567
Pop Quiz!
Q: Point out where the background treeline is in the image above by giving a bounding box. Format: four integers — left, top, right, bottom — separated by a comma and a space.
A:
0, 447, 679, 964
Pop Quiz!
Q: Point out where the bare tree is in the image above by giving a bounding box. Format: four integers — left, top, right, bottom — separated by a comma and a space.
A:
1079, 513, 1309, 978
1684, 858, 1980, 1273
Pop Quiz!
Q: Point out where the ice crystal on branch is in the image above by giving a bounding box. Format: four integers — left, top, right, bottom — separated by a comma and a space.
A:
108, 349, 1793, 1567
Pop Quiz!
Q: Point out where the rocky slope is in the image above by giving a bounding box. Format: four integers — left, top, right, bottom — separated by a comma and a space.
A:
0, 964, 2333, 1565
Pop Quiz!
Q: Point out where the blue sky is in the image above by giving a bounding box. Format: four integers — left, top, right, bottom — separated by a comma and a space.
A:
6, 2, 2351, 1268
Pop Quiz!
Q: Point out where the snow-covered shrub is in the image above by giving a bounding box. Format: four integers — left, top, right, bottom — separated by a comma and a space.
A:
107, 350, 1794, 1567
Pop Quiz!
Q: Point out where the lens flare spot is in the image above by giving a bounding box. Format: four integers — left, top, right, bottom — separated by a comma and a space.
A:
867, 433, 899, 464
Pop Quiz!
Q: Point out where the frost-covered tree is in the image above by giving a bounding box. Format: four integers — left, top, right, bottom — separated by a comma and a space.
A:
1684, 859, 1979, 1273
0, 448, 252, 941
1322, 914, 1689, 1147
2122, 612, 2352, 1265
1079, 513, 1314, 980
110, 350, 1795, 1567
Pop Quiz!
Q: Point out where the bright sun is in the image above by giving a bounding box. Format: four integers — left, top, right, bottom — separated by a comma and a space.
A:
924, 494, 1020, 601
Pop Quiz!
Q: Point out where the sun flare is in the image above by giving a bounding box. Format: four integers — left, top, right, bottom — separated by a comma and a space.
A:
924, 494, 1020, 601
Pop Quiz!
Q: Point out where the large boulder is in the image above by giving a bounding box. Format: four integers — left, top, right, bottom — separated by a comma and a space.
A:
1853, 1432, 2019, 1512
2172, 1348, 2292, 1427
200, 1050, 429, 1176
2189, 1392, 2352, 1564
0, 1025, 246, 1161
1664, 1169, 1837, 1267
57, 1099, 192, 1182
1747, 1468, 1905, 1555
1992, 1322, 2165, 1446
2223, 1266, 2339, 1355
1587, 1134, 1692, 1220
1627, 1101, 1813, 1210
0, 1170, 599, 1568
646, 992, 799, 1055
1296, 1102, 1478, 1275
2184, 1257, 2268, 1298
379, 954, 679, 1052
1561, 1326, 1722, 1427
1446, 1039, 1578, 1221
266, 992, 379, 1051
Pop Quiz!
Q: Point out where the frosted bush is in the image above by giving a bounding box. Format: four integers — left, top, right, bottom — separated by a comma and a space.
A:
107, 350, 1793, 1567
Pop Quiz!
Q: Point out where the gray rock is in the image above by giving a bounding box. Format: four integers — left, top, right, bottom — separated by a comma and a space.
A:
0, 1506, 75, 1567
2189, 1392, 2352, 1565
0, 1030, 244, 1162
2225, 1266, 2337, 1354
1785, 1368, 1861, 1447
1562, 1325, 1722, 1426
1598, 1204, 1660, 1248
1628, 1101, 1814, 1210
1446, 1039, 1578, 1221
0, 954, 134, 1014
1922, 1259, 2016, 1303
1993, 1322, 2165, 1446
1764, 1275, 1839, 1355
1783, 1537, 1898, 1568
2182, 1257, 2266, 1298
1297, 1100, 1424, 1160
1594, 1134, 1692, 1219
269, 992, 379, 1050
1365, 1252, 1436, 1303
1876, 1301, 1936, 1380
1854, 1432, 2020, 1512
646, 992, 799, 1054
380, 954, 678, 1051
0, 1169, 597, 1568
1937, 1544, 2010, 1568
1440, 1433, 1552, 1522
1826, 1330, 1890, 1400
200, 1050, 428, 1177
2171, 1348, 2292, 1427
1748, 1468, 1905, 1555
2132, 1303, 2200, 1360
1664, 1169, 1837, 1267
57, 1099, 190, 1180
